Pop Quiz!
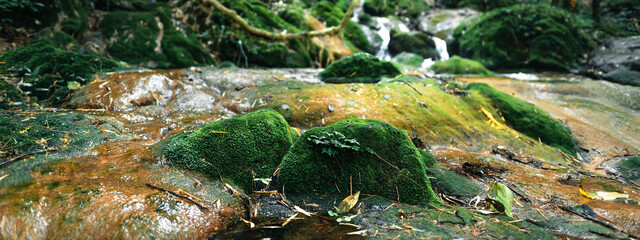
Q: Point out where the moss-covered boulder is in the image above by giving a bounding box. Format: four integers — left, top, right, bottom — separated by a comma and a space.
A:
100, 4, 215, 69
0, 41, 122, 103
159, 109, 298, 192
275, 118, 440, 205
0, 0, 91, 35
466, 83, 577, 154
392, 52, 424, 68
363, 0, 431, 19
430, 56, 493, 75
454, 4, 594, 71
319, 54, 401, 83
441, 0, 514, 12
388, 30, 438, 59
425, 166, 483, 197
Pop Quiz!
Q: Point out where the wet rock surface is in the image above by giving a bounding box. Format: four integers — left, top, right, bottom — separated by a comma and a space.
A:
584, 36, 640, 87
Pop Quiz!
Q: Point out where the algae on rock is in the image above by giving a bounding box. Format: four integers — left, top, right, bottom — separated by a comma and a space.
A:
466, 82, 577, 154
319, 54, 401, 83
430, 56, 494, 75
159, 109, 299, 192
275, 118, 440, 205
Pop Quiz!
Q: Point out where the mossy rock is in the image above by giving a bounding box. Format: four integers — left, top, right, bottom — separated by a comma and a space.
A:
159, 109, 299, 192
617, 156, 640, 182
100, 4, 214, 68
454, 4, 594, 71
425, 166, 483, 197
392, 52, 424, 68
33, 30, 79, 50
0, 80, 24, 109
0, 42, 122, 103
311, 1, 371, 53
275, 118, 440, 205
388, 30, 438, 59
430, 56, 494, 75
0, 0, 91, 35
319, 54, 402, 83
441, 0, 514, 11
466, 82, 577, 154
363, 0, 431, 19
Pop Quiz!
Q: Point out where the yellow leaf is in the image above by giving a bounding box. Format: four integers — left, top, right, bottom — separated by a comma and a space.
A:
337, 191, 360, 214
210, 130, 227, 134
19, 126, 31, 134
579, 185, 592, 199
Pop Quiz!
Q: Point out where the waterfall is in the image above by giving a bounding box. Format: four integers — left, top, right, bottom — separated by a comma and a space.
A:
375, 18, 393, 61
432, 37, 449, 61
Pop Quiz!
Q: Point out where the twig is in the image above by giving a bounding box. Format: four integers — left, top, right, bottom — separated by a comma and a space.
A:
146, 183, 208, 211
403, 82, 422, 95
0, 148, 59, 168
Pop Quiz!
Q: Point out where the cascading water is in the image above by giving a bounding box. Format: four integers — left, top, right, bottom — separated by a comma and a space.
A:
432, 37, 449, 61
351, 0, 408, 61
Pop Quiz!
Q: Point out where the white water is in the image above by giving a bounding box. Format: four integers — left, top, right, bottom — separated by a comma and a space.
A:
433, 37, 449, 61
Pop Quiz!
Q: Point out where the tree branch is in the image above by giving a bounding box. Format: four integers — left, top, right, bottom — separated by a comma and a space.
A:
206, 0, 360, 40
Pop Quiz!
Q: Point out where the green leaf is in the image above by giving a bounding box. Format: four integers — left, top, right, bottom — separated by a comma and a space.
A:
488, 182, 514, 217
67, 81, 82, 90
322, 148, 338, 157
328, 210, 338, 217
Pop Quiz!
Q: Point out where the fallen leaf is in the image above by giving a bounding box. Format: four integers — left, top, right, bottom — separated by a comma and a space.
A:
337, 191, 360, 214
487, 182, 514, 217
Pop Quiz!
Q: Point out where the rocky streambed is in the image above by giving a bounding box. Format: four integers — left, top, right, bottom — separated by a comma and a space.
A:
1, 67, 639, 239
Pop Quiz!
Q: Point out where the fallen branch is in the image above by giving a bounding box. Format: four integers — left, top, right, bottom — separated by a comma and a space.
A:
207, 0, 359, 40
146, 183, 209, 211
0, 148, 59, 168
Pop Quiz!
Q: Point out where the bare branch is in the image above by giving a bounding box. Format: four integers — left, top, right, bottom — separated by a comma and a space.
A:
206, 0, 360, 40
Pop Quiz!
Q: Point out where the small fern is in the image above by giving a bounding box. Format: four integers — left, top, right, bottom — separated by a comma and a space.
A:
308, 131, 375, 157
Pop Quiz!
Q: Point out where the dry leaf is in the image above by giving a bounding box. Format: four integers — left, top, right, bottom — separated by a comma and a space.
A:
337, 191, 360, 214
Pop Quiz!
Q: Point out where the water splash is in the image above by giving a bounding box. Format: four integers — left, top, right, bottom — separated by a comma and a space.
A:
433, 37, 449, 61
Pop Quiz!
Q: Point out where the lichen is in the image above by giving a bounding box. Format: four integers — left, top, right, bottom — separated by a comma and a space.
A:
275, 118, 440, 205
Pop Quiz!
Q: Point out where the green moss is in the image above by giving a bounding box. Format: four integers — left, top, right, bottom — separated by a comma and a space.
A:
430, 56, 494, 75
100, 4, 214, 68
159, 109, 297, 192
392, 52, 424, 68
33, 30, 79, 50
319, 54, 402, 83
617, 156, 640, 182
389, 30, 438, 59
425, 166, 483, 197
363, 0, 431, 19
93, 0, 152, 11
1, 0, 91, 35
0, 80, 24, 110
276, 118, 440, 205
441, 0, 514, 11
0, 42, 122, 103
419, 149, 437, 168
466, 82, 577, 154
312, 1, 371, 53
454, 4, 595, 71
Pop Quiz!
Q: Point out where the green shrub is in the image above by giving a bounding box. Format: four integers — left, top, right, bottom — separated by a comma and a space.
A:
430, 56, 494, 75
466, 82, 577, 154
319, 54, 402, 83
454, 4, 595, 71
276, 118, 440, 205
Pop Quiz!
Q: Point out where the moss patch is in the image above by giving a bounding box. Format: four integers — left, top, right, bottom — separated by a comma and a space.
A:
276, 118, 440, 205
466, 82, 577, 154
312, 1, 371, 53
425, 166, 483, 197
0, 80, 24, 110
617, 156, 640, 182
454, 4, 594, 71
159, 109, 298, 192
319, 54, 402, 83
388, 30, 438, 59
363, 0, 431, 19
0, 41, 122, 103
430, 56, 494, 75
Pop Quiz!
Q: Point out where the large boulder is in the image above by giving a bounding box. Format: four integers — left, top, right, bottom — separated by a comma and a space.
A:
319, 54, 402, 83
389, 30, 439, 59
275, 118, 440, 205
453, 4, 595, 71
583, 36, 640, 86
417, 8, 479, 42
159, 109, 299, 192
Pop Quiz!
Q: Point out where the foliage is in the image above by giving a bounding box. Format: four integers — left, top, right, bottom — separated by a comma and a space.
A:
388, 30, 438, 59
0, 41, 122, 103
487, 182, 514, 217
466, 82, 577, 154
363, 0, 431, 19
276, 118, 440, 205
454, 4, 595, 71
159, 109, 298, 192
441, 0, 515, 11
319, 54, 402, 83
311, 1, 371, 53
430, 56, 494, 75
308, 131, 374, 157
0, 0, 90, 35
